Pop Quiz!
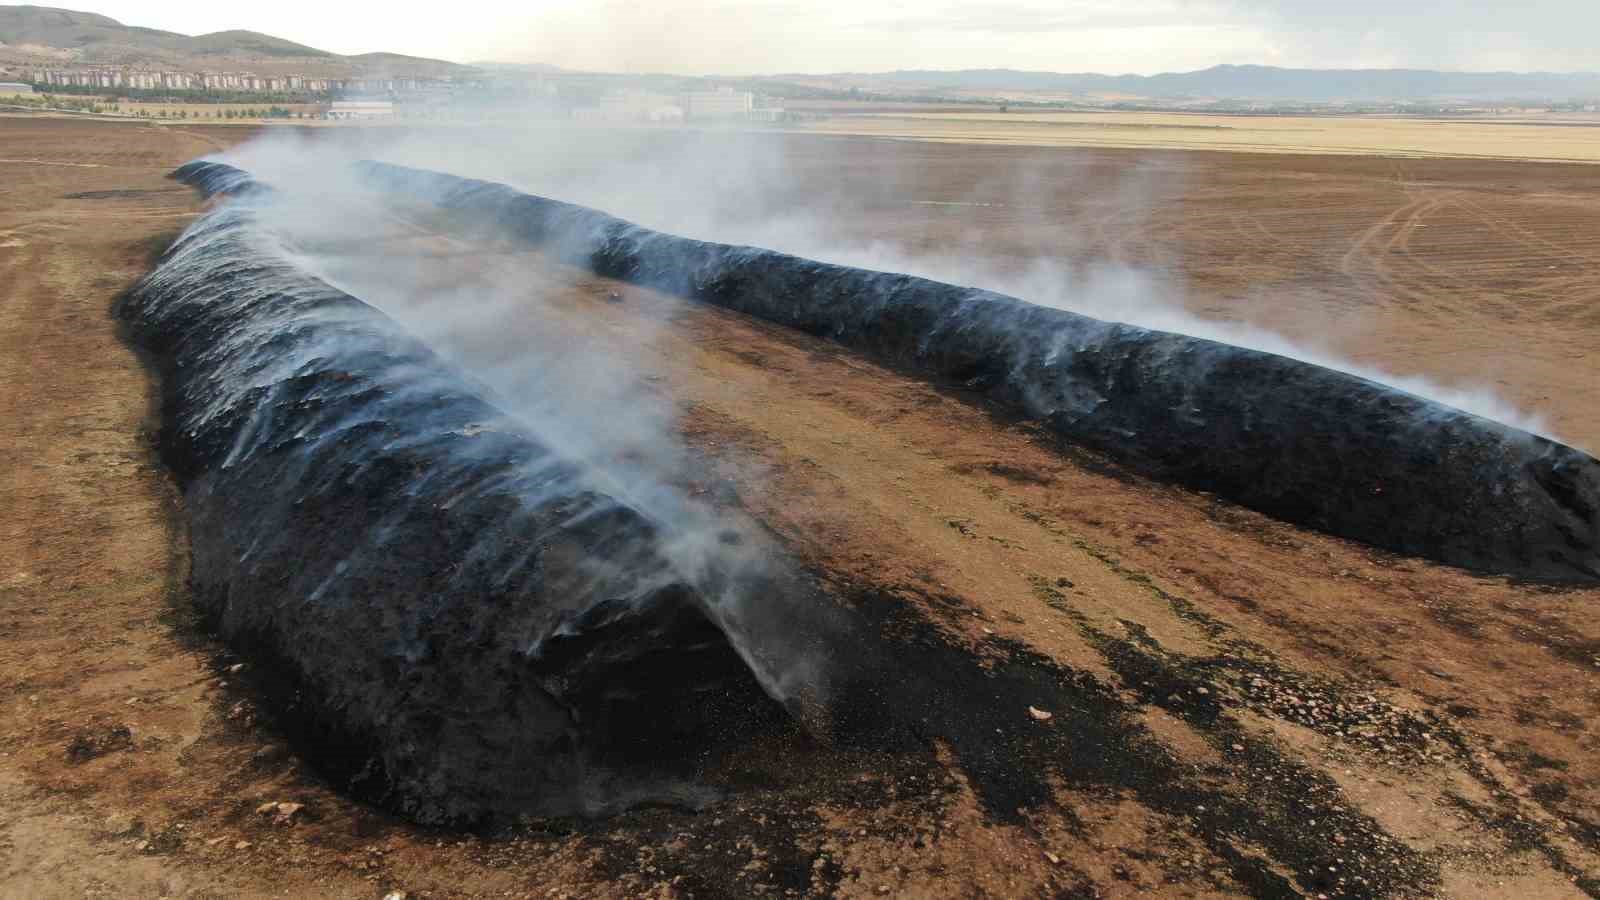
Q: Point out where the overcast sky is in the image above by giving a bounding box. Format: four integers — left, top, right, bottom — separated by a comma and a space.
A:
46, 1, 1600, 75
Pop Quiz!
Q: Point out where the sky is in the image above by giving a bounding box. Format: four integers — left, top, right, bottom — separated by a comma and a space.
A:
35, 1, 1600, 75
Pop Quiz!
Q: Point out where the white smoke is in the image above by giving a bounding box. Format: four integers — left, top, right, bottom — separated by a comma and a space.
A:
201, 142, 837, 718
179, 111, 1583, 732
214, 115, 1561, 455
224, 119, 1559, 440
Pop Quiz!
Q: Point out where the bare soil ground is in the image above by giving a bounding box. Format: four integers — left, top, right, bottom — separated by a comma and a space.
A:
802, 111, 1600, 163
761, 137, 1600, 447
1, 116, 1598, 898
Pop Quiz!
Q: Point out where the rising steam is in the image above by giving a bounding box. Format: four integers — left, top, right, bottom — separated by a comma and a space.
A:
120, 122, 1600, 824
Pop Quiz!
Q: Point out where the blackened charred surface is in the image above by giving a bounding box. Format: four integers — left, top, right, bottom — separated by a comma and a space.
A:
117, 186, 806, 824
461, 580, 1437, 896
170, 159, 265, 199
948, 460, 1057, 485
353, 159, 1600, 583
133, 161, 1469, 894
529, 592, 796, 771
797, 586, 1436, 898
823, 588, 1163, 814
62, 188, 187, 200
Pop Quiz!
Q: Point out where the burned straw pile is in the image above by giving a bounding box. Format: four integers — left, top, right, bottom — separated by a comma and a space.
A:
119, 157, 1598, 824
358, 159, 1599, 583
118, 162, 852, 823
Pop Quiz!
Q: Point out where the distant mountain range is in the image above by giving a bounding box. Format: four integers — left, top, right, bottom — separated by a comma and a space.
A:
472, 61, 568, 74
6, 5, 1599, 104
768, 65, 1600, 103
0, 5, 467, 78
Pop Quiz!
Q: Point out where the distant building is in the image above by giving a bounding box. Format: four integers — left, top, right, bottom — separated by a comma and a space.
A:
0, 82, 34, 94
326, 100, 395, 120
577, 90, 682, 122
24, 66, 455, 96
681, 86, 753, 120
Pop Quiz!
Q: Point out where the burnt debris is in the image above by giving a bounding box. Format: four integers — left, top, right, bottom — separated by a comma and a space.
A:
349, 158, 1600, 583
121, 163, 849, 823
120, 162, 1476, 896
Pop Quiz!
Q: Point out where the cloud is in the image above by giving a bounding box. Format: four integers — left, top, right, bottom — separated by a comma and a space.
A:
54, 0, 1600, 74
1220, 0, 1600, 71
852, 1, 1236, 34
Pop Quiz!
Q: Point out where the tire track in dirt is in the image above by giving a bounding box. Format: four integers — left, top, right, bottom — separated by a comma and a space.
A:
1456, 196, 1600, 266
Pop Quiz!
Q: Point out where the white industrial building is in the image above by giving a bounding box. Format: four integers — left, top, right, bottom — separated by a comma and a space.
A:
681, 86, 753, 120
325, 100, 395, 120
0, 82, 34, 94
577, 90, 683, 122
570, 85, 783, 124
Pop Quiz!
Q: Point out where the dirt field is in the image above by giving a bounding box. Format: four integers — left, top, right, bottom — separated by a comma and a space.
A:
802, 111, 1600, 163
2, 115, 1599, 898
742, 135, 1600, 449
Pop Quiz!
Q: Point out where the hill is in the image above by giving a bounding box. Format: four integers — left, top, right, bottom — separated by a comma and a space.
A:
471, 60, 569, 74
184, 29, 332, 59
779, 64, 1600, 103
0, 5, 184, 49
0, 5, 463, 76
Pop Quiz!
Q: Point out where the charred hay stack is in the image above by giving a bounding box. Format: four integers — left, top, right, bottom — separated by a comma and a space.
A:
353, 159, 1600, 583
119, 162, 835, 824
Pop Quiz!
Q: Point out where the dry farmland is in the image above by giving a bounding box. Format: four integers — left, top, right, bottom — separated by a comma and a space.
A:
802, 109, 1600, 163
2, 113, 1598, 898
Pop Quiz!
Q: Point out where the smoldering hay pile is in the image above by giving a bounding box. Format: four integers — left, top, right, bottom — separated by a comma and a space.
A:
127, 155, 1599, 820
355, 159, 1600, 583
120, 161, 851, 824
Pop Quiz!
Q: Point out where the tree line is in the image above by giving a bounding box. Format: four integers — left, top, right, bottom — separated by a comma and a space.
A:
4, 92, 313, 119
28, 82, 332, 104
